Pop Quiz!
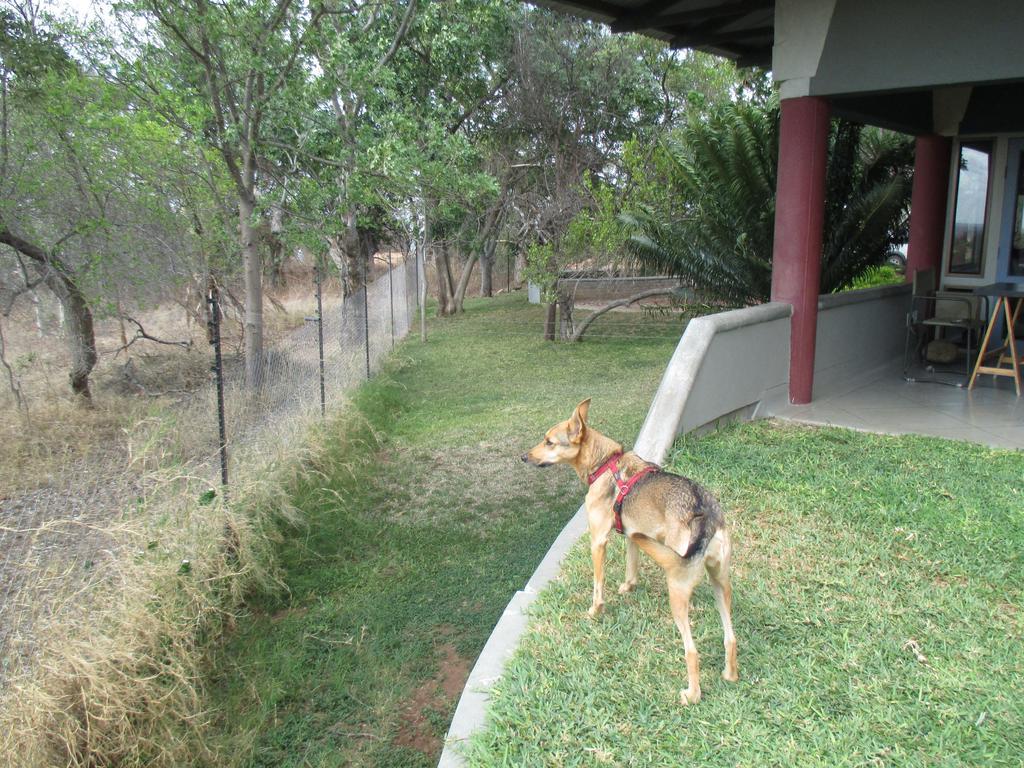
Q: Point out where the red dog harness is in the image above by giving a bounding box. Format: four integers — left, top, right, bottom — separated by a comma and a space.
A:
587, 453, 659, 534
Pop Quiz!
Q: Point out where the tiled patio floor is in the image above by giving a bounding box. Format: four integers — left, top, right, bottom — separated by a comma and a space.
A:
773, 363, 1024, 450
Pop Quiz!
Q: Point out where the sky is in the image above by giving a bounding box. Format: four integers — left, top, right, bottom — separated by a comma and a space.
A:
40, 0, 109, 24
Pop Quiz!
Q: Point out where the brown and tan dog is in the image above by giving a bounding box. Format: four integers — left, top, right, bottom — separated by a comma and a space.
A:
522, 398, 738, 705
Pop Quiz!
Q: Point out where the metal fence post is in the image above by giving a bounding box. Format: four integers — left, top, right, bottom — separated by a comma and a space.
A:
419, 247, 427, 343
413, 240, 420, 309
404, 248, 411, 330
315, 259, 326, 416
387, 252, 395, 350
362, 260, 371, 379
206, 282, 228, 496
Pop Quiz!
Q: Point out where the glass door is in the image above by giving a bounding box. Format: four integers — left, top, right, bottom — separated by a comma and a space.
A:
998, 138, 1024, 282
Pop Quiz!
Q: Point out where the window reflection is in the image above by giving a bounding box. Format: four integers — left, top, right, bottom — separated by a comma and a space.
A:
1010, 156, 1024, 277
949, 141, 992, 275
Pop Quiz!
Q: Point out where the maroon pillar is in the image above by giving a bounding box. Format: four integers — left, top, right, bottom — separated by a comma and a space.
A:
771, 96, 830, 405
905, 134, 952, 280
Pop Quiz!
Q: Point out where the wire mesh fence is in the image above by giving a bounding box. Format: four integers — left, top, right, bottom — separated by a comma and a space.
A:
0, 251, 422, 687
0, 249, 718, 695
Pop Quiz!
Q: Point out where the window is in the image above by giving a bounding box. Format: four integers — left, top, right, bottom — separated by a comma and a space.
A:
948, 140, 993, 275
1009, 152, 1024, 277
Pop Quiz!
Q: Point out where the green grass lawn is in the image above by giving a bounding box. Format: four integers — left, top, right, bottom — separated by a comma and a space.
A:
203, 294, 691, 767
466, 420, 1024, 767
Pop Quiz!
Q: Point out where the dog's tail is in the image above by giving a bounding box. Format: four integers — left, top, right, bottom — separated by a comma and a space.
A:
679, 520, 708, 559
679, 487, 720, 560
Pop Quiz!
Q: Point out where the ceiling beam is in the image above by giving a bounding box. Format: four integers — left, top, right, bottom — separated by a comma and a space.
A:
633, 0, 681, 14
612, 0, 772, 33
734, 50, 772, 68
670, 24, 773, 49
538, 0, 625, 20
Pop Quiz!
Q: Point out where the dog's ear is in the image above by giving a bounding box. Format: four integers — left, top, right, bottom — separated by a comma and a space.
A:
574, 398, 591, 424
568, 398, 591, 443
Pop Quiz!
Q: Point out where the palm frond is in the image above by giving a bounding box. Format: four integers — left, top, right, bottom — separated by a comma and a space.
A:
624, 100, 912, 303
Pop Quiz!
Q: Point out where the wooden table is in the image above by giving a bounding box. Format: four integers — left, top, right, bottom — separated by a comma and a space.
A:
968, 283, 1024, 396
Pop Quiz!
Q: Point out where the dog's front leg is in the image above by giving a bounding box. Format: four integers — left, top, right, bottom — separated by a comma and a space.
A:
586, 505, 613, 617
589, 535, 608, 617
618, 538, 639, 594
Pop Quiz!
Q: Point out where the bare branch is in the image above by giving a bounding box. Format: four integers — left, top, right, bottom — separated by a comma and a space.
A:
262, 138, 349, 169
570, 287, 684, 342
448, 71, 510, 135
264, 4, 329, 103
146, 1, 210, 66
0, 275, 38, 317
376, 0, 417, 70
0, 315, 27, 413
256, 0, 297, 51
115, 315, 193, 356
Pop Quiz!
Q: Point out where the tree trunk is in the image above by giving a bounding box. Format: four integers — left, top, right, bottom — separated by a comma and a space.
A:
337, 213, 378, 296
116, 293, 129, 349
475, 202, 503, 298
544, 302, 556, 341
61, 284, 97, 399
0, 316, 26, 413
452, 251, 477, 313
513, 249, 527, 290
434, 244, 455, 316
239, 194, 264, 388
0, 219, 96, 400
359, 227, 378, 281
442, 244, 455, 304
341, 215, 361, 296
327, 235, 346, 282
479, 239, 495, 297
557, 288, 574, 341
30, 290, 44, 337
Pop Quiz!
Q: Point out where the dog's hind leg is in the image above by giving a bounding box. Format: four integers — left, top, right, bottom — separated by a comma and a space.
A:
631, 534, 703, 705
705, 529, 739, 682
618, 538, 640, 594
668, 565, 705, 705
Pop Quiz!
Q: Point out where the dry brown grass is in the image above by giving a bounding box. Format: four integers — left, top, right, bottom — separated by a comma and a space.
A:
0, 288, 325, 494
0, 408, 327, 767
0, 286, 349, 767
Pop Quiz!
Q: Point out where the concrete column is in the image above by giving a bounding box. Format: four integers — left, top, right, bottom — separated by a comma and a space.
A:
905, 135, 952, 280
771, 96, 830, 405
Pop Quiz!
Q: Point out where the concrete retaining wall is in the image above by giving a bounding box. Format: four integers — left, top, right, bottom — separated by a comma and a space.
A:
634, 302, 792, 461
813, 283, 911, 394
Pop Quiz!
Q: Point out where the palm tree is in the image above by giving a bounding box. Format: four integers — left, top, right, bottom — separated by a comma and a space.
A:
623, 101, 913, 305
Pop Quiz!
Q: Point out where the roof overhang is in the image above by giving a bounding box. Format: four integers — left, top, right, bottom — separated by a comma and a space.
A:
531, 1, 775, 68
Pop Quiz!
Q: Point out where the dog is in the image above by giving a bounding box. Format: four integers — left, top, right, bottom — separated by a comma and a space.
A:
521, 398, 738, 705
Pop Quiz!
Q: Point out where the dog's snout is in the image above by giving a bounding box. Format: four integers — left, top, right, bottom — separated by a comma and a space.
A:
520, 453, 529, 463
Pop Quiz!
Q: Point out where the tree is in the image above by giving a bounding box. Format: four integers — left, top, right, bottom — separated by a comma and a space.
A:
499, 15, 744, 336
0, 6, 96, 399
624, 100, 913, 305
258, 0, 515, 315
395, 0, 517, 315
312, 0, 418, 295
2, 6, 192, 398
112, 0, 328, 387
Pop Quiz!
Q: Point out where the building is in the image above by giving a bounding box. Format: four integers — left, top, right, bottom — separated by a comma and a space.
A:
535, 0, 1024, 404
